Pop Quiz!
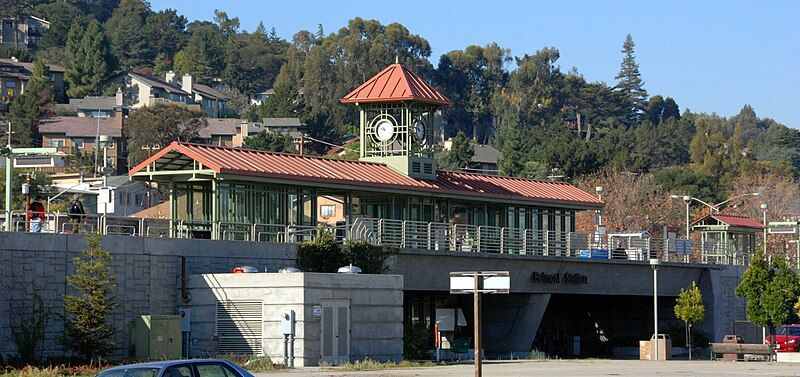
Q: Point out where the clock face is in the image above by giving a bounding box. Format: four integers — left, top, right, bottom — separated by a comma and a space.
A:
375, 119, 395, 142
413, 120, 426, 142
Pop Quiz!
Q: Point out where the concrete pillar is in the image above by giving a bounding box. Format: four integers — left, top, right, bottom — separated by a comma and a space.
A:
482, 293, 550, 357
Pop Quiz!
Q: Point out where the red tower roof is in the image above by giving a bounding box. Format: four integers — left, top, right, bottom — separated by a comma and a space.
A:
341, 63, 452, 106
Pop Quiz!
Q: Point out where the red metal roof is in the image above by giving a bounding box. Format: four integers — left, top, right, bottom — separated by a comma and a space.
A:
692, 214, 764, 229
341, 64, 452, 106
130, 142, 603, 208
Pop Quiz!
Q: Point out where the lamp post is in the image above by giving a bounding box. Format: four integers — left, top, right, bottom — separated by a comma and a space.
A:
650, 258, 660, 360
761, 203, 768, 252
670, 193, 761, 239
595, 186, 604, 245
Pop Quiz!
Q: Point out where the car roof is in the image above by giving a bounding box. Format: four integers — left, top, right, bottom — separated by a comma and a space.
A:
104, 359, 232, 370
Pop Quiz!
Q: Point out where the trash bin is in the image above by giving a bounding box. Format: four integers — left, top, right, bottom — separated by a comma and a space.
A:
639, 334, 672, 360
722, 334, 744, 361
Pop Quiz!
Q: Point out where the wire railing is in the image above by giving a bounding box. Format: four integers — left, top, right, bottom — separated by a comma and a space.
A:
0, 210, 762, 266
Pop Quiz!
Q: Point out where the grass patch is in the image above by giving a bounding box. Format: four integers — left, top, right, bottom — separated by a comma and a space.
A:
1, 365, 104, 377
218, 355, 280, 372
333, 359, 443, 371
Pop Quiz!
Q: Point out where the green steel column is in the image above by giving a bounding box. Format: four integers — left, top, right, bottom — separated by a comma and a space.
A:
4, 148, 11, 231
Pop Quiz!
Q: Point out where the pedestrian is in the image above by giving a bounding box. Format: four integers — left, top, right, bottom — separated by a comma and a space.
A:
28, 196, 46, 233
68, 194, 85, 233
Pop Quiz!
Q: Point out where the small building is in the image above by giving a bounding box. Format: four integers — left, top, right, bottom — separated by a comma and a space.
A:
692, 214, 763, 262
185, 272, 403, 366
250, 87, 274, 106
0, 57, 65, 105
50, 174, 160, 216
1, 15, 49, 50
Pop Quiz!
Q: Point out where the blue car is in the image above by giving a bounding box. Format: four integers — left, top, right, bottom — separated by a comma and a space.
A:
97, 359, 255, 377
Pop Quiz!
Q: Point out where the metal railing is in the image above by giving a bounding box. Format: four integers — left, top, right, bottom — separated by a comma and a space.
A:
0, 210, 758, 266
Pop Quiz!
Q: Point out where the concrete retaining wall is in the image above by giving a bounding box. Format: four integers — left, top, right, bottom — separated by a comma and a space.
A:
0, 232, 296, 359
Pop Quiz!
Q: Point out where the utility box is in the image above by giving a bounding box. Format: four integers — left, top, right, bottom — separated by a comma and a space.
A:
131, 315, 182, 360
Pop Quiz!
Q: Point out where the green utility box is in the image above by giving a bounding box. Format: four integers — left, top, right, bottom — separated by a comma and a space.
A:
131, 315, 182, 360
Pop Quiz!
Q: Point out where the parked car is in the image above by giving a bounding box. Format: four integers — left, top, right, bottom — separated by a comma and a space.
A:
766, 324, 800, 352
97, 360, 254, 377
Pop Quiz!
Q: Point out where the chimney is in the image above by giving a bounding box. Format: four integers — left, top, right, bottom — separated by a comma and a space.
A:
115, 87, 123, 107
181, 74, 193, 94
165, 70, 177, 86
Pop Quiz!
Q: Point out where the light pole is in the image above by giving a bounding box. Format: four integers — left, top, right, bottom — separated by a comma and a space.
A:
596, 186, 604, 245
761, 203, 768, 252
650, 258, 660, 360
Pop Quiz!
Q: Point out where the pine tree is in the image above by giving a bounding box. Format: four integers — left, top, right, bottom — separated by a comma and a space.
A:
62, 233, 117, 361
8, 60, 52, 146
615, 34, 648, 125
66, 20, 111, 98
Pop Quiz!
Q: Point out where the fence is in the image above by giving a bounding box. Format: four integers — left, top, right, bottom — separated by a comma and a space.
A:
0, 210, 758, 266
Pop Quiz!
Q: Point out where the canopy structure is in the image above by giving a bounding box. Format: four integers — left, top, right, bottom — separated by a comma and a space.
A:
692, 214, 763, 258
340, 63, 452, 106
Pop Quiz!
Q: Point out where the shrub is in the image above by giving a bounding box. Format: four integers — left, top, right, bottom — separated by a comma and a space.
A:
11, 291, 49, 364
296, 234, 391, 274
403, 322, 431, 360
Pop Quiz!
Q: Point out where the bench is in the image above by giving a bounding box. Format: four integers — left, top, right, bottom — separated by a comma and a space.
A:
709, 343, 775, 361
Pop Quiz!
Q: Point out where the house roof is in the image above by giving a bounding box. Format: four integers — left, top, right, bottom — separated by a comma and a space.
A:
192, 84, 230, 100
691, 214, 765, 229
129, 73, 189, 95
199, 118, 247, 138
262, 117, 302, 128
341, 63, 452, 106
129, 142, 603, 209
131, 201, 170, 219
0, 58, 65, 74
69, 96, 117, 111
38, 117, 121, 137
472, 144, 502, 165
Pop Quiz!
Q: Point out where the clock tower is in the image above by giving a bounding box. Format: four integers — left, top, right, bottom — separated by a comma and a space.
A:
341, 63, 452, 179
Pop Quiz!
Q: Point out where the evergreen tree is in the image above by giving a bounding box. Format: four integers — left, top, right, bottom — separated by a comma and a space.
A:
62, 233, 117, 361
615, 34, 648, 125
245, 131, 295, 153
105, 0, 153, 68
66, 20, 112, 98
735, 248, 774, 329
8, 60, 52, 146
437, 132, 474, 171
763, 258, 800, 341
32, 2, 88, 49
258, 81, 296, 119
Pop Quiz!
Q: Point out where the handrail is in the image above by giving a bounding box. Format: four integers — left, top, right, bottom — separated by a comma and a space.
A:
0, 210, 754, 266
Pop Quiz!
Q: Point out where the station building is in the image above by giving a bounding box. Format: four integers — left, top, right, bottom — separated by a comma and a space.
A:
128, 63, 746, 359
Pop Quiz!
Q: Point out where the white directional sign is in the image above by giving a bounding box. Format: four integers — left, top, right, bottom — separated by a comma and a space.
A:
768, 221, 799, 234
450, 271, 510, 294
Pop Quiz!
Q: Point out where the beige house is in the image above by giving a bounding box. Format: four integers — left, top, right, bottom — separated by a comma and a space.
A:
1, 15, 49, 50
0, 57, 65, 105
127, 71, 229, 117
39, 109, 125, 170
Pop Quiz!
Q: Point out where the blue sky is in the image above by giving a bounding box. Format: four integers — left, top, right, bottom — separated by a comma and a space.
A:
149, 0, 800, 129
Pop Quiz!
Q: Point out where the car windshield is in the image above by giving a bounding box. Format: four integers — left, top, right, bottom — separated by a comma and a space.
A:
776, 327, 800, 336
98, 367, 160, 377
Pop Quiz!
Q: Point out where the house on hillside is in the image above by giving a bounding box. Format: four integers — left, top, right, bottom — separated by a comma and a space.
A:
126, 71, 230, 117
0, 57, 65, 107
57, 88, 125, 117
1, 15, 49, 50
39, 110, 126, 171
442, 138, 502, 174
197, 117, 304, 151
250, 87, 273, 106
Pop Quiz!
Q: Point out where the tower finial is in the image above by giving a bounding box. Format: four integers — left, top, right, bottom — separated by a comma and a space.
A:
395, 55, 399, 64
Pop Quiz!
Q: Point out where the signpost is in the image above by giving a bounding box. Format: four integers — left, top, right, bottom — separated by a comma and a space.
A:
450, 271, 510, 377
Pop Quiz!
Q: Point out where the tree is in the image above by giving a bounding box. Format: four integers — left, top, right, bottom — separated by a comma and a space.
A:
8, 60, 53, 146
65, 20, 112, 98
674, 282, 705, 360
32, 2, 88, 49
124, 104, 207, 166
615, 34, 648, 125
104, 0, 152, 68
763, 258, 800, 342
437, 132, 474, 171
735, 248, 774, 330
63, 233, 117, 361
223, 27, 287, 95
245, 131, 295, 153
258, 81, 298, 119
